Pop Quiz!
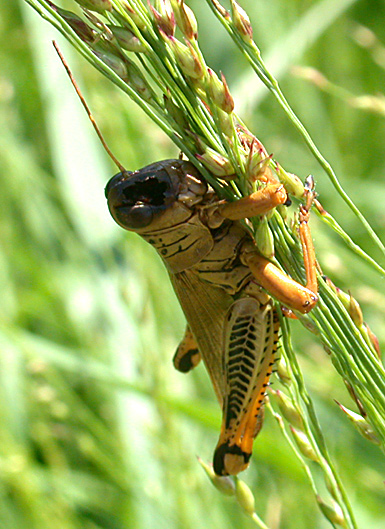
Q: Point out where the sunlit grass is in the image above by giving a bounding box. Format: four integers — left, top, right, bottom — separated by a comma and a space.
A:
1, 0, 385, 528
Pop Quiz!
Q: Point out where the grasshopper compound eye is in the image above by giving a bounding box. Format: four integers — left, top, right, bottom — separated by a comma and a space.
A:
105, 162, 178, 230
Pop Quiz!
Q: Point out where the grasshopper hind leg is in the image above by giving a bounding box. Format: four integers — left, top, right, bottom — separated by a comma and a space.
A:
213, 297, 279, 476
173, 325, 201, 373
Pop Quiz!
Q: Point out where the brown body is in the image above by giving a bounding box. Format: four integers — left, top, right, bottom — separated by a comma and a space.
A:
105, 159, 318, 475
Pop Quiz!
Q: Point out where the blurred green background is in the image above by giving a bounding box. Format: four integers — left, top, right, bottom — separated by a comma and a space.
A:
1, 0, 385, 528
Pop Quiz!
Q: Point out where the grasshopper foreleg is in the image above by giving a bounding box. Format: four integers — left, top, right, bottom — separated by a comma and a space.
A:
219, 183, 288, 220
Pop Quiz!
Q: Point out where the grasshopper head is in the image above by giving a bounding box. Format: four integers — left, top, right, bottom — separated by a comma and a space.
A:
105, 159, 206, 231
105, 160, 182, 230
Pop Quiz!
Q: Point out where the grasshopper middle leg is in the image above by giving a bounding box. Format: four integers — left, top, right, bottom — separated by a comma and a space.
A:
173, 325, 201, 373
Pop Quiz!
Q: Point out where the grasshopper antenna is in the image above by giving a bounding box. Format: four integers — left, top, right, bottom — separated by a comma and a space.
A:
52, 40, 127, 174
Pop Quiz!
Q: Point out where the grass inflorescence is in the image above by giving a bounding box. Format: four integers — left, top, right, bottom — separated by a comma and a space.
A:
11, 0, 385, 527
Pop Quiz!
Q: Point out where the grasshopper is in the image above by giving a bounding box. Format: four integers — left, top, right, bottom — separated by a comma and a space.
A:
52, 42, 318, 476
105, 159, 318, 476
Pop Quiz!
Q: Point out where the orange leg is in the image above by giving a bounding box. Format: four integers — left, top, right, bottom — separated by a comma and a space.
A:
221, 178, 318, 314
219, 183, 288, 220
213, 298, 279, 476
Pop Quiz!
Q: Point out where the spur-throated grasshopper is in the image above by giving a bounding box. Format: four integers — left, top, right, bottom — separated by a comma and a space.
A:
52, 41, 318, 476
105, 159, 318, 476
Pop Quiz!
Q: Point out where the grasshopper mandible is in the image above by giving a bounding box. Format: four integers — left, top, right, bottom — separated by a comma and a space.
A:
105, 158, 318, 476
